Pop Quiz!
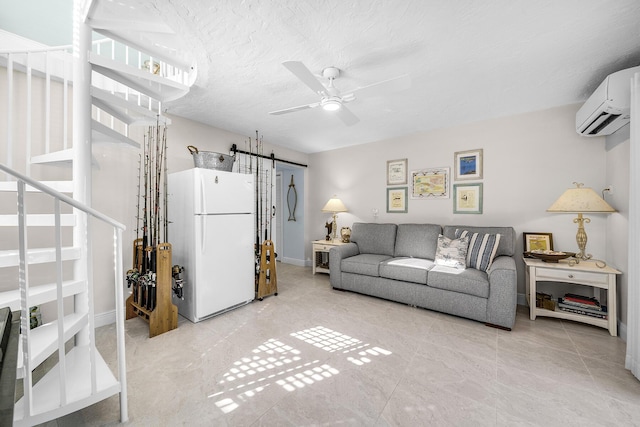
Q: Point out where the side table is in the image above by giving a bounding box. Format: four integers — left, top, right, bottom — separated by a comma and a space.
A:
523, 257, 620, 336
312, 239, 346, 274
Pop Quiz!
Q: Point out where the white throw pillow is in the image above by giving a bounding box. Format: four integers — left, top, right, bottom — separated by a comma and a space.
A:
434, 234, 469, 269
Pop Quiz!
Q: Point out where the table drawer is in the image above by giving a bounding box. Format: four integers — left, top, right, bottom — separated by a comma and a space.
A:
535, 267, 608, 286
314, 244, 333, 252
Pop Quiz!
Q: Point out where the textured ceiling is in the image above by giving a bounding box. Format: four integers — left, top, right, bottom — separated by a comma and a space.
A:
144, 0, 640, 153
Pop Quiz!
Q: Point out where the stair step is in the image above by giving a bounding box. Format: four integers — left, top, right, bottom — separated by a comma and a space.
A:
0, 180, 73, 193
91, 120, 141, 148
0, 280, 85, 312
13, 345, 119, 426
91, 87, 171, 126
30, 149, 73, 164
0, 247, 81, 268
30, 149, 101, 167
89, 52, 189, 102
0, 213, 76, 227
16, 312, 88, 379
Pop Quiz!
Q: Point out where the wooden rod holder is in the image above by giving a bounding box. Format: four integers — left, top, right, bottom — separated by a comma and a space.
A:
126, 242, 178, 337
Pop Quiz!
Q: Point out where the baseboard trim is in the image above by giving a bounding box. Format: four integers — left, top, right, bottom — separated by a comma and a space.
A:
279, 257, 306, 267
618, 321, 627, 342
95, 310, 116, 327
517, 292, 527, 306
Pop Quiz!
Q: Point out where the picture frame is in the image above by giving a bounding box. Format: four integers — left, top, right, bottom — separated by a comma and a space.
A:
454, 149, 483, 181
410, 167, 450, 199
386, 158, 408, 185
453, 183, 483, 214
386, 187, 408, 213
523, 232, 554, 252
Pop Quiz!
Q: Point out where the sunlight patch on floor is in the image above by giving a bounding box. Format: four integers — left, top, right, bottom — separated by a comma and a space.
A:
210, 326, 391, 414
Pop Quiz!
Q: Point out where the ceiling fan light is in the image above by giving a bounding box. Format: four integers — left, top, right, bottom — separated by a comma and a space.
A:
322, 99, 342, 111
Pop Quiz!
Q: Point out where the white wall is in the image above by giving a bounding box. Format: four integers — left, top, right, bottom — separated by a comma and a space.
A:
605, 130, 630, 331
307, 104, 616, 300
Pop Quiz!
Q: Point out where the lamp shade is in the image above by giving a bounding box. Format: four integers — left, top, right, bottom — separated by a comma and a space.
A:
547, 183, 616, 213
322, 196, 348, 213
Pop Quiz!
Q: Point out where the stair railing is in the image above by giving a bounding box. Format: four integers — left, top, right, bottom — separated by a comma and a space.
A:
0, 44, 73, 176
0, 162, 128, 423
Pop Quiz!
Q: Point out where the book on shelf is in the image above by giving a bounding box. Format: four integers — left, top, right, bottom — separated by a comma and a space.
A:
563, 293, 601, 307
557, 300, 608, 319
560, 293, 603, 311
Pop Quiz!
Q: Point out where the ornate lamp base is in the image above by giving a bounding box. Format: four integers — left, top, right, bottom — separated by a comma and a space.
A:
574, 213, 592, 260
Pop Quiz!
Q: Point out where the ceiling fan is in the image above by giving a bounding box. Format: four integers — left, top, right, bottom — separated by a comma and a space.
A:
269, 61, 411, 126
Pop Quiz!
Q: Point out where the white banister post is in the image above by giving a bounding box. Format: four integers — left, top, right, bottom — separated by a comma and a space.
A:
73, 0, 93, 346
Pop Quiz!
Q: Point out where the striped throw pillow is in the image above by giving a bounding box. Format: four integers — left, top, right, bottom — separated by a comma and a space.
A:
455, 229, 501, 272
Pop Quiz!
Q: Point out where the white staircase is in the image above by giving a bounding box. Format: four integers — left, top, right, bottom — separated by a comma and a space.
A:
0, 0, 195, 424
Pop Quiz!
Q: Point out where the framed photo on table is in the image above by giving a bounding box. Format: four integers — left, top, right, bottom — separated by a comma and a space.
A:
523, 232, 554, 252
387, 158, 407, 185
410, 167, 450, 199
386, 187, 408, 213
454, 149, 483, 181
453, 183, 483, 214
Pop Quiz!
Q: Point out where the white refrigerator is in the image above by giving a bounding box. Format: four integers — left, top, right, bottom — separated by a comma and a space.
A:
168, 168, 255, 322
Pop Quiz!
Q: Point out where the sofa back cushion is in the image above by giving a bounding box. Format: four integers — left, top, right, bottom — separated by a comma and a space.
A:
351, 223, 397, 255
443, 225, 515, 257
394, 223, 442, 259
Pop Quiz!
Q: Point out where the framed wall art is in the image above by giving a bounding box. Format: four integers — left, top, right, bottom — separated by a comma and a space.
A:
453, 183, 483, 214
386, 187, 408, 213
387, 158, 408, 185
454, 149, 483, 181
410, 167, 450, 199
523, 232, 554, 252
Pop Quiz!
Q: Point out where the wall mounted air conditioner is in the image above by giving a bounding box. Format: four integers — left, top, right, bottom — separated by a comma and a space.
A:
576, 65, 640, 136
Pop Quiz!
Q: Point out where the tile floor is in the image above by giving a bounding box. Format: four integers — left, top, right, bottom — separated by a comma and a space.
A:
51, 263, 640, 426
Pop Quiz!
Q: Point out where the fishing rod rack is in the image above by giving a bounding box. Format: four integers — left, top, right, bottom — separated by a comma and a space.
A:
232, 132, 279, 300
125, 121, 178, 337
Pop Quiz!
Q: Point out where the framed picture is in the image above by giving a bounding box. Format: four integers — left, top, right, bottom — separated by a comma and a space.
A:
453, 183, 483, 214
454, 149, 483, 181
387, 187, 408, 213
523, 232, 554, 252
387, 158, 407, 185
410, 167, 450, 199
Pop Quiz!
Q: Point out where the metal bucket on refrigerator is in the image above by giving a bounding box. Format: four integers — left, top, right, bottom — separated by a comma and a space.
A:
187, 145, 235, 171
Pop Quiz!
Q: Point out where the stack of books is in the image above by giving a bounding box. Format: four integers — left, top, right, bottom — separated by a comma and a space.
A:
557, 293, 607, 319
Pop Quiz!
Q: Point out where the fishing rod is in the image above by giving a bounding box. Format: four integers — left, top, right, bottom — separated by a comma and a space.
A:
142, 132, 149, 275
135, 153, 142, 242
162, 124, 168, 243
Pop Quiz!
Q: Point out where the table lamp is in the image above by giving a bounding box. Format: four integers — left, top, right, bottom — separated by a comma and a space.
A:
322, 195, 348, 241
547, 182, 616, 260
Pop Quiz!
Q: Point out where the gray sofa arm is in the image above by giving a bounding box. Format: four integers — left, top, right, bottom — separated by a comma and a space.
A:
486, 255, 518, 329
329, 243, 360, 288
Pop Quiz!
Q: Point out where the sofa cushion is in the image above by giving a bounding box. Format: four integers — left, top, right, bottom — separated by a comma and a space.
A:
434, 234, 469, 269
341, 254, 392, 277
394, 224, 442, 259
380, 257, 434, 284
443, 225, 515, 257
427, 265, 490, 298
455, 229, 501, 272
351, 223, 398, 256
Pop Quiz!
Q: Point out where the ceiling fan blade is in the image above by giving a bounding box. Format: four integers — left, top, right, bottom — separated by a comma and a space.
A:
283, 61, 327, 96
343, 74, 411, 102
335, 105, 360, 126
269, 102, 320, 115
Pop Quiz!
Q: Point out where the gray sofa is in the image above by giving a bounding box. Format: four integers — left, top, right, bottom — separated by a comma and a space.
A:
329, 223, 517, 330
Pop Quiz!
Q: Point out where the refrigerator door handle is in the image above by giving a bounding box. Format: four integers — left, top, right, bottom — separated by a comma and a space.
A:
199, 173, 207, 214
200, 215, 207, 254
